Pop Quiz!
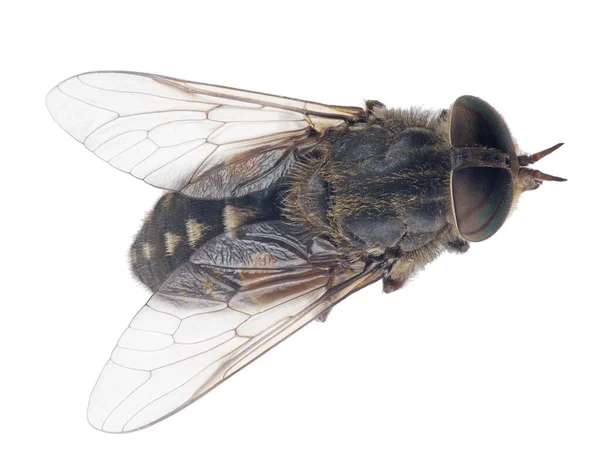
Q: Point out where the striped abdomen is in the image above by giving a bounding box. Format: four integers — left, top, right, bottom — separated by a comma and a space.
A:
130, 189, 282, 292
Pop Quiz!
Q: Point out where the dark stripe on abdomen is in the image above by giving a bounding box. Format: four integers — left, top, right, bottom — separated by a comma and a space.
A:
130, 189, 283, 292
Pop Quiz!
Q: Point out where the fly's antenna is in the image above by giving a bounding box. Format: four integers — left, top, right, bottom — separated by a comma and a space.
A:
518, 142, 564, 166
517, 142, 567, 187
531, 170, 567, 182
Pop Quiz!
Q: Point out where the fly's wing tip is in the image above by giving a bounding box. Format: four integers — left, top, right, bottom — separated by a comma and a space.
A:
45, 76, 118, 144
45, 86, 66, 130
86, 360, 152, 433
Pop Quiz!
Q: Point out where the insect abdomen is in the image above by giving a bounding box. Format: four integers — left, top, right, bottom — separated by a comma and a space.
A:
130, 190, 282, 292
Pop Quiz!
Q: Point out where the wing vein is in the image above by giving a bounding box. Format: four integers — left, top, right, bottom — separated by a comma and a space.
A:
141, 141, 210, 181
91, 130, 148, 154
128, 145, 159, 172
99, 363, 152, 432
109, 136, 150, 166
57, 85, 120, 117
76, 76, 220, 106
121, 338, 248, 430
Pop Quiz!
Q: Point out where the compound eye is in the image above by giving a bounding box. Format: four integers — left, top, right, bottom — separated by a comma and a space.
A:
451, 166, 514, 242
451, 96, 516, 171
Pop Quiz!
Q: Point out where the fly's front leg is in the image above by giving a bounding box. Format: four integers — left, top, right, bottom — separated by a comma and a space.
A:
445, 238, 470, 254
383, 275, 406, 293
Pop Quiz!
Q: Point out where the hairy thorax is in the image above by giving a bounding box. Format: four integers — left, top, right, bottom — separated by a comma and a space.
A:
284, 106, 467, 290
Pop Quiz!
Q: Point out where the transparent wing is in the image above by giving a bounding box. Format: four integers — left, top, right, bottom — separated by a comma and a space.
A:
46, 71, 365, 198
88, 222, 382, 433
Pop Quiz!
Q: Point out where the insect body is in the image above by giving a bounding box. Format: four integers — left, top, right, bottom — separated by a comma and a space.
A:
47, 72, 565, 432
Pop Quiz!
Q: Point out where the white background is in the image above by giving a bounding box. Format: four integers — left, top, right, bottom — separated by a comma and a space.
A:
2, 1, 599, 461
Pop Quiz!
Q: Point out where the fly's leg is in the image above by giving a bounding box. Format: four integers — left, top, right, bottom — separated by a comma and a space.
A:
383, 275, 407, 294
445, 238, 470, 254
382, 258, 415, 294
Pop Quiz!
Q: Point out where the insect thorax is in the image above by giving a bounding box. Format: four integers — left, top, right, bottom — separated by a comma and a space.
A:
284, 107, 458, 260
